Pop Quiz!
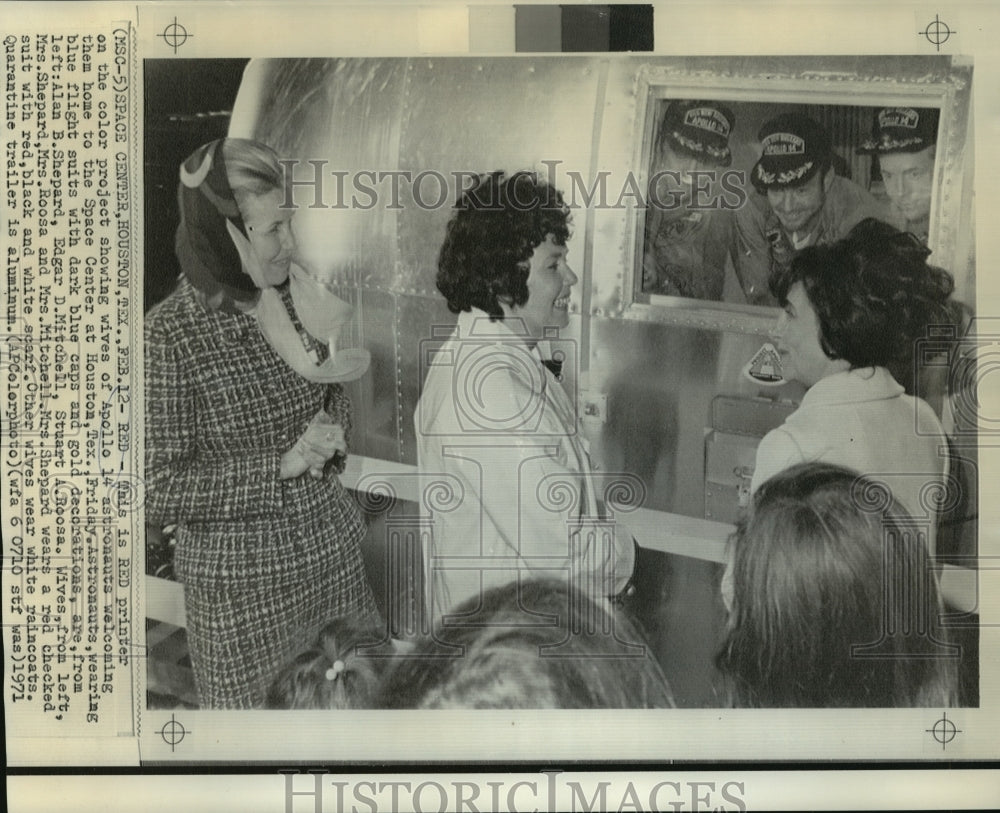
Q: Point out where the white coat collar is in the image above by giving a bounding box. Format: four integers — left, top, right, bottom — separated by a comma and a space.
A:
801, 366, 904, 407
457, 307, 546, 362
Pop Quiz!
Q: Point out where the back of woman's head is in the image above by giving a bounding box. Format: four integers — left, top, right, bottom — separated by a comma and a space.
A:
267, 616, 387, 709
717, 462, 957, 707
378, 579, 674, 709
769, 218, 954, 370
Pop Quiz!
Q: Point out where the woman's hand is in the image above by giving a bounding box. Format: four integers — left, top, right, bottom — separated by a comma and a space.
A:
279, 411, 347, 480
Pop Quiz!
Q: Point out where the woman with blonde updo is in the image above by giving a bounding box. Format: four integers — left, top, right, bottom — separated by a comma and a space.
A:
145, 139, 377, 708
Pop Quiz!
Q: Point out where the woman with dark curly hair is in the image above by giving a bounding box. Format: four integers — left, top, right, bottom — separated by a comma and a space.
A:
415, 171, 636, 621
435, 171, 573, 320
751, 218, 954, 552
718, 462, 957, 707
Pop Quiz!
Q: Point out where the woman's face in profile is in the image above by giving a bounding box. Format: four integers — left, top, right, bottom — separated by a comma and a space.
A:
242, 188, 296, 287
506, 234, 578, 344
771, 281, 844, 386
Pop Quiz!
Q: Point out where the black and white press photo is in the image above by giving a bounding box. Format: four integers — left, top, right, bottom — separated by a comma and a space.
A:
141, 54, 979, 733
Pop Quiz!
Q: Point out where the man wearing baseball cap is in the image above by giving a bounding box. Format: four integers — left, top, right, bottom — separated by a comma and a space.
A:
642, 100, 738, 301
734, 113, 887, 306
859, 107, 938, 243
857, 107, 970, 414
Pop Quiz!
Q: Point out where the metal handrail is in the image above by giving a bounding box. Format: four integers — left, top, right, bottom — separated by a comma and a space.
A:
144, 454, 979, 626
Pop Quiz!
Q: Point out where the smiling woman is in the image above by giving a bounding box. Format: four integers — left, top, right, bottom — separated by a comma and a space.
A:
415, 170, 636, 622
505, 235, 578, 343
750, 218, 955, 552
145, 138, 378, 708
240, 189, 296, 287
771, 282, 849, 387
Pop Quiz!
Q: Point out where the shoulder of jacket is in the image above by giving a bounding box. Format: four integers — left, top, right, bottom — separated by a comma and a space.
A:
907, 392, 945, 426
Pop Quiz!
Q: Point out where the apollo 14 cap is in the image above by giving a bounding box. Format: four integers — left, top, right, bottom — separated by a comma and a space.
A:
660, 100, 735, 167
751, 113, 831, 192
858, 107, 939, 154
